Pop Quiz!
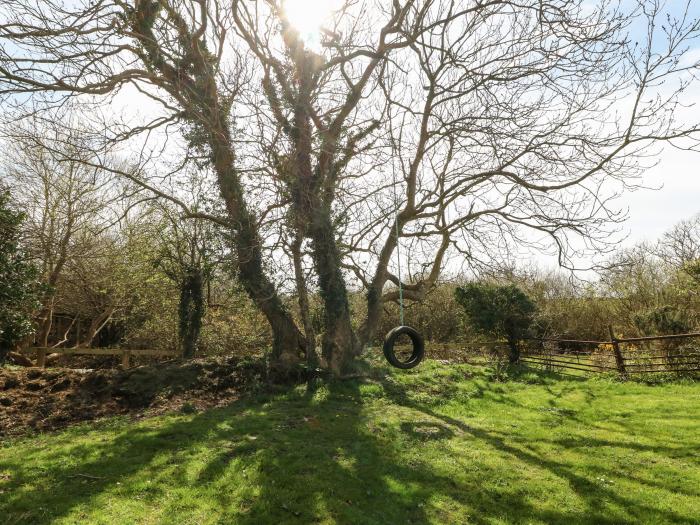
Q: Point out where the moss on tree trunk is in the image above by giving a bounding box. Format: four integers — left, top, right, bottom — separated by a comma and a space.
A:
309, 206, 359, 375
179, 269, 204, 359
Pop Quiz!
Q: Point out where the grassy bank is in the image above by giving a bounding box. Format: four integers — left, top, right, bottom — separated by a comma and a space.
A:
1, 362, 698, 524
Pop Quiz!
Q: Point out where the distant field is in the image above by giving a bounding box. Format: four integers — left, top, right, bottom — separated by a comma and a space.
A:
1, 362, 698, 524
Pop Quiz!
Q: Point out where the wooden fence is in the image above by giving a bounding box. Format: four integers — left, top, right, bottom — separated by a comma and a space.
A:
18, 347, 178, 369
519, 329, 700, 376
378, 329, 700, 376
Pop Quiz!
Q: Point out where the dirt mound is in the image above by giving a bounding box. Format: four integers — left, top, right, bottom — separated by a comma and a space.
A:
0, 357, 267, 437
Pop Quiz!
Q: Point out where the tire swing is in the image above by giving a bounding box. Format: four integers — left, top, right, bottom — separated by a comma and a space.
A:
382, 161, 425, 370
383, 325, 424, 369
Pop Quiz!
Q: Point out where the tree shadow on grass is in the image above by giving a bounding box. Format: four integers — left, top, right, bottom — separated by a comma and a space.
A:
380, 373, 699, 524
1, 370, 698, 524
2, 380, 461, 524
226, 379, 464, 524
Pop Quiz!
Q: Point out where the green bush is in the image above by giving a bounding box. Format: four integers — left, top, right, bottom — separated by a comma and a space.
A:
0, 190, 41, 363
455, 283, 536, 362
634, 305, 692, 336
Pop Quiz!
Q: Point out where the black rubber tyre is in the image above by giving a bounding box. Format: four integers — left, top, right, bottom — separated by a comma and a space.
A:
383, 325, 425, 369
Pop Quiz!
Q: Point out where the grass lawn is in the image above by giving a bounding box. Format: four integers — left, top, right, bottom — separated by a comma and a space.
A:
1, 361, 699, 524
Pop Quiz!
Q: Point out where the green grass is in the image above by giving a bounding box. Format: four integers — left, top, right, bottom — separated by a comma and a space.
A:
1, 362, 699, 524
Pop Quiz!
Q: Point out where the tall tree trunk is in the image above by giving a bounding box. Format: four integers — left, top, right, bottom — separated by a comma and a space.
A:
276, 45, 359, 375
128, 3, 305, 378
179, 268, 204, 359
207, 118, 306, 374
36, 302, 53, 348
308, 205, 359, 375
507, 337, 520, 364
35, 219, 72, 347
359, 218, 402, 348
291, 235, 318, 367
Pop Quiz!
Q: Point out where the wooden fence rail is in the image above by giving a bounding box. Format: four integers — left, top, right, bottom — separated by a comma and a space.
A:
519, 328, 700, 376
612, 332, 700, 343
18, 347, 178, 368
376, 330, 700, 376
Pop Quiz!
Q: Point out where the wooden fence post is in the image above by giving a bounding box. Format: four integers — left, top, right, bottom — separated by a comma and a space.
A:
608, 325, 627, 376
121, 350, 131, 369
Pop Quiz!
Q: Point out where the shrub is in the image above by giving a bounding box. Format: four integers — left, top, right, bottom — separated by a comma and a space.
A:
455, 283, 536, 362
0, 190, 41, 363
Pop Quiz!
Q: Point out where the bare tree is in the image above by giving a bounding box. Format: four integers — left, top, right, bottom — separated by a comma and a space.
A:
148, 178, 226, 358
1, 117, 118, 348
1, 0, 699, 375
0, 0, 308, 374
657, 213, 700, 267
230, 0, 700, 371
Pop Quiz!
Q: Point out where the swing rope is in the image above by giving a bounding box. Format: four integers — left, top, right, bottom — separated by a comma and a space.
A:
382, 156, 425, 370
391, 158, 404, 326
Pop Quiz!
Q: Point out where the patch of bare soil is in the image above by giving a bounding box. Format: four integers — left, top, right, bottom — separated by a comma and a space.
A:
0, 357, 268, 437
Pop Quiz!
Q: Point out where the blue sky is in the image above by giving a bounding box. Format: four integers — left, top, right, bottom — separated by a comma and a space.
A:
624, 145, 700, 243
614, 1, 700, 245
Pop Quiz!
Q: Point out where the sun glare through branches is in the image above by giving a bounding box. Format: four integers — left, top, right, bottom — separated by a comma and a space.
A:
282, 0, 342, 50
